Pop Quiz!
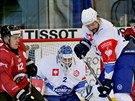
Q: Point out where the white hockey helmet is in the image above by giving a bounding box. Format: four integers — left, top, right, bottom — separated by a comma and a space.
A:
57, 45, 73, 69
81, 7, 97, 25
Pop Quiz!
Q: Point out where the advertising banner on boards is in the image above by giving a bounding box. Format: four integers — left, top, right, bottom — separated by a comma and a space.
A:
21, 27, 127, 39
0, 27, 128, 41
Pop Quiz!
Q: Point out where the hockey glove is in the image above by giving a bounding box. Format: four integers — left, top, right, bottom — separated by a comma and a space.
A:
74, 38, 91, 59
26, 59, 37, 77
97, 79, 113, 97
16, 89, 35, 101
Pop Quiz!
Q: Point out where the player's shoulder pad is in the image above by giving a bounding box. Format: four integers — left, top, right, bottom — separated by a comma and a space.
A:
0, 47, 11, 58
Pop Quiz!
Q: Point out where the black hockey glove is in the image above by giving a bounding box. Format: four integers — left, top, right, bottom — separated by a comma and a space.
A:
26, 59, 37, 77
74, 38, 91, 59
97, 79, 113, 97
16, 89, 35, 101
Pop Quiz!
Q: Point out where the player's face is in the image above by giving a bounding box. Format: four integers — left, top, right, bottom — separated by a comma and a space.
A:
62, 57, 72, 64
10, 34, 20, 49
86, 21, 99, 33
62, 57, 72, 68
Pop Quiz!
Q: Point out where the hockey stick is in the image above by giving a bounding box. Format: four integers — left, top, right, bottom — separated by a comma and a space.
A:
81, 55, 112, 101
28, 76, 32, 94
26, 76, 32, 95
26, 76, 35, 100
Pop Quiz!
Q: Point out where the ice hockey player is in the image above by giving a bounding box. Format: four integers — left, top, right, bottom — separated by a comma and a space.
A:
0, 25, 45, 101
37, 45, 92, 101
74, 7, 135, 101
123, 19, 135, 101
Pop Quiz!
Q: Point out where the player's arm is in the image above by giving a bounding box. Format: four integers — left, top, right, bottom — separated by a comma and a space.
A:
0, 65, 20, 96
0, 51, 35, 101
0, 57, 20, 98
0, 66, 34, 101
98, 39, 117, 80
0, 50, 20, 96
97, 39, 117, 97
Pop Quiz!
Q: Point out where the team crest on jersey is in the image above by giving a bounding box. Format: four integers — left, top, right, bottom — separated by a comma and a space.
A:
52, 68, 59, 76
73, 70, 79, 77
54, 85, 72, 95
105, 49, 112, 58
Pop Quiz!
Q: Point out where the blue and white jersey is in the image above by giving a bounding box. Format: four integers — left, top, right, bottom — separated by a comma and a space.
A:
82, 18, 129, 79
37, 54, 88, 96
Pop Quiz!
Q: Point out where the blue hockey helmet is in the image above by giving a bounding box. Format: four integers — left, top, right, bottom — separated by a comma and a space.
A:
57, 45, 73, 69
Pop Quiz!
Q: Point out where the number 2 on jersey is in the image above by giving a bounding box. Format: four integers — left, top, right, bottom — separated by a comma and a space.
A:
63, 77, 67, 82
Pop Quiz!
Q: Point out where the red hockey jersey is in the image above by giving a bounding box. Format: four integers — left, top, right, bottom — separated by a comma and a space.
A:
0, 41, 29, 97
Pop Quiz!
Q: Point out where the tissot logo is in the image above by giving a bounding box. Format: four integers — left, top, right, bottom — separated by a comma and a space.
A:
23, 29, 78, 39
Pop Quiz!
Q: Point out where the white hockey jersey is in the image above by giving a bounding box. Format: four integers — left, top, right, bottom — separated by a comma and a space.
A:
37, 54, 87, 96
82, 18, 129, 79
